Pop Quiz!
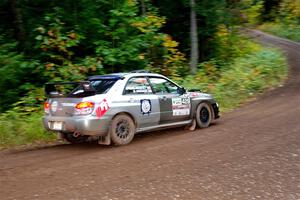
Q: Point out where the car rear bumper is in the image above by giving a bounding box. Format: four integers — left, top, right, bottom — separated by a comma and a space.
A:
43, 115, 111, 136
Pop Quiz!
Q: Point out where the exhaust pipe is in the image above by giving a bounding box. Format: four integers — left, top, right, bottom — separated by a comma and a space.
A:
73, 131, 81, 138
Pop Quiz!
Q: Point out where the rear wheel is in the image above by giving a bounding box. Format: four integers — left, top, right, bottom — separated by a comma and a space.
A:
61, 132, 88, 144
195, 102, 212, 128
110, 114, 135, 146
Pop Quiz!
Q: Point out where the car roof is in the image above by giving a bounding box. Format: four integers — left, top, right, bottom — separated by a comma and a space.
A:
87, 71, 164, 81
87, 73, 126, 81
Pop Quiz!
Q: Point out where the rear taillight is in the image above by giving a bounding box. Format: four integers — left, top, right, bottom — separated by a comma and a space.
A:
74, 102, 94, 115
44, 102, 50, 114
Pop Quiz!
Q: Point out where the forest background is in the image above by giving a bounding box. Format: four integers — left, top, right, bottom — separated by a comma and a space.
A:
0, 0, 299, 147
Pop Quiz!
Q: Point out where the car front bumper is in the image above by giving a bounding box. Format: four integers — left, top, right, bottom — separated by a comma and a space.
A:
212, 103, 220, 119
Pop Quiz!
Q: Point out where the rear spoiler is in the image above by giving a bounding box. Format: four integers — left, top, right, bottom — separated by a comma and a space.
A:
45, 81, 96, 98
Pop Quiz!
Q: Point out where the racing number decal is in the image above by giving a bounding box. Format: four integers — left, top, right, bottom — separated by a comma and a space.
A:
96, 99, 110, 118
141, 99, 151, 115
172, 97, 190, 116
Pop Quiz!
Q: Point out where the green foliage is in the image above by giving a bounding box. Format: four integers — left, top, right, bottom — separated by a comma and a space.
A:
241, 0, 264, 25
278, 0, 300, 24
0, 111, 55, 149
259, 23, 300, 42
94, 1, 164, 72
213, 26, 262, 61
147, 35, 188, 81
153, 0, 230, 60
183, 42, 287, 112
257, 0, 300, 42
91, 1, 189, 74
214, 48, 287, 111
0, 38, 40, 112
35, 16, 102, 82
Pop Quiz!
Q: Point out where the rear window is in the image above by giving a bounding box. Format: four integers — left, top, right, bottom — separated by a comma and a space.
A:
90, 80, 117, 94
45, 80, 117, 98
71, 80, 117, 96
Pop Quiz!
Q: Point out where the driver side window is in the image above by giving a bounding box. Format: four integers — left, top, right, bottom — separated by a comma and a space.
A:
124, 77, 153, 95
149, 77, 179, 94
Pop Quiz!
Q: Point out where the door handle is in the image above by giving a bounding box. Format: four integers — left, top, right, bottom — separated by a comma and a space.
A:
128, 98, 135, 103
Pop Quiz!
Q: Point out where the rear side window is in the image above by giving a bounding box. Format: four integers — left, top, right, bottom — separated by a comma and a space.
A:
124, 77, 153, 95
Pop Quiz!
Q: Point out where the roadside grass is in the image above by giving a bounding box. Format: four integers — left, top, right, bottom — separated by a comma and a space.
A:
0, 41, 288, 149
215, 47, 287, 111
0, 111, 56, 149
258, 23, 300, 42
183, 45, 288, 112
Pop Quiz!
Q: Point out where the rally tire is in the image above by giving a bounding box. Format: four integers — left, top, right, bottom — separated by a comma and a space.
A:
195, 102, 212, 128
110, 114, 135, 146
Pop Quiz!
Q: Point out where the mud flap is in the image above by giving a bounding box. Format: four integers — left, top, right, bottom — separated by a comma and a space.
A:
184, 119, 196, 131
57, 132, 64, 140
98, 133, 111, 145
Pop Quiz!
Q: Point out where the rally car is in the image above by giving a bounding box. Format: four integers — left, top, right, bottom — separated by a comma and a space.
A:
43, 71, 219, 145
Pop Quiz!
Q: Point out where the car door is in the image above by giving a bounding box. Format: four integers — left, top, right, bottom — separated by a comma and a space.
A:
148, 77, 191, 124
122, 76, 160, 128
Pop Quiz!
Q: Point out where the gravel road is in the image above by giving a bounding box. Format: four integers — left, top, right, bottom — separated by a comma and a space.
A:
0, 30, 299, 200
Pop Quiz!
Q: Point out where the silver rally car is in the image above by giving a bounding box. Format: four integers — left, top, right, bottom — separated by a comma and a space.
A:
43, 71, 219, 145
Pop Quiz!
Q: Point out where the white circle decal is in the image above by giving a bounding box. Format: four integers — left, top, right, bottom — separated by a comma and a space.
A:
141, 99, 151, 114
51, 101, 58, 112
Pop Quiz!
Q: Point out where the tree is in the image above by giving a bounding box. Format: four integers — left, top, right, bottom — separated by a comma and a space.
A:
140, 0, 146, 15
190, 0, 199, 74
9, 0, 26, 49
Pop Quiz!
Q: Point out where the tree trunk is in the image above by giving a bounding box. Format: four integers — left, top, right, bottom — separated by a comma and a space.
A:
10, 0, 26, 49
140, 0, 146, 16
190, 0, 199, 74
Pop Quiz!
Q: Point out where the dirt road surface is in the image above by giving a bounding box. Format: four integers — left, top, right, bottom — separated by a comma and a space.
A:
0, 31, 299, 200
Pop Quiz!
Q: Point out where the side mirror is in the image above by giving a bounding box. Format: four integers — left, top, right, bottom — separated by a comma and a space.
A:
178, 87, 186, 95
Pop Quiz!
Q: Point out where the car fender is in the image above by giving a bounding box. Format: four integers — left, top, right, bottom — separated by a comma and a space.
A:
190, 96, 216, 118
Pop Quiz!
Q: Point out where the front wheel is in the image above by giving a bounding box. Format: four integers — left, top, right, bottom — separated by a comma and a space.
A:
110, 114, 135, 146
195, 102, 212, 128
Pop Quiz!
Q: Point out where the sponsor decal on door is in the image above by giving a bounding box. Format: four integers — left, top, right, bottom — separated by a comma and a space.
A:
172, 97, 190, 116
